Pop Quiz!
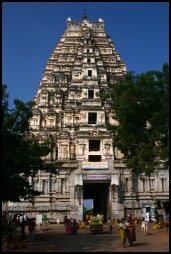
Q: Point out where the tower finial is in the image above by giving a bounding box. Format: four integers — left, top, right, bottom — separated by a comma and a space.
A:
83, 10, 87, 20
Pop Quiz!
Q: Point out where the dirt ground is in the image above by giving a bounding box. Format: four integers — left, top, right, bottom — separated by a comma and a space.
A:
2, 222, 169, 252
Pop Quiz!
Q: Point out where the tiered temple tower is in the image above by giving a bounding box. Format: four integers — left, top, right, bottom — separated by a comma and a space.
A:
8, 16, 169, 222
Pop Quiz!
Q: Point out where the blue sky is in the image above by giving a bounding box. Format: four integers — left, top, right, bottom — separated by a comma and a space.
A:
2, 2, 169, 109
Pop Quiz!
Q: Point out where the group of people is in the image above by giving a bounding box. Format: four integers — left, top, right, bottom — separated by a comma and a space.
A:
2, 212, 36, 249
64, 216, 78, 235
112, 212, 151, 248
19, 217, 36, 243
118, 218, 136, 248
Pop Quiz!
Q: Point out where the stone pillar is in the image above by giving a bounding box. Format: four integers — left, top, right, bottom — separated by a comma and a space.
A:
112, 184, 119, 203
74, 185, 83, 205
111, 184, 124, 219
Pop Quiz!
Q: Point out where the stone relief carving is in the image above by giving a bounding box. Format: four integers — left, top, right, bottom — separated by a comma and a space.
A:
50, 72, 69, 84
90, 129, 99, 136
114, 148, 124, 159
70, 143, 76, 159
104, 143, 111, 155
74, 185, 83, 205
99, 113, 104, 123
79, 142, 86, 155
49, 95, 54, 105
81, 113, 86, 121
112, 184, 119, 203
58, 131, 70, 138
92, 23, 103, 31
33, 179, 38, 191
32, 108, 40, 114
69, 92, 75, 99
51, 179, 56, 192
67, 115, 73, 124
49, 73, 56, 84
61, 145, 68, 159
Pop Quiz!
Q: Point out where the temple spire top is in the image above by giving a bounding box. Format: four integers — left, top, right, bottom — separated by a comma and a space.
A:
83, 10, 88, 20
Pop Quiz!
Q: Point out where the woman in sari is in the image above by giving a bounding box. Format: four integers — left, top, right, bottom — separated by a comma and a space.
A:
126, 220, 136, 246
118, 218, 127, 248
66, 219, 72, 234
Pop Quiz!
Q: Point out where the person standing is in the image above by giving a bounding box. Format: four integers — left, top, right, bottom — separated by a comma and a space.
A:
28, 218, 36, 243
108, 217, 113, 234
6, 220, 15, 248
118, 218, 127, 248
144, 211, 150, 234
66, 219, 72, 234
21, 217, 26, 240
126, 220, 136, 246
145, 211, 150, 222
64, 215, 67, 228
71, 219, 77, 235
141, 217, 148, 234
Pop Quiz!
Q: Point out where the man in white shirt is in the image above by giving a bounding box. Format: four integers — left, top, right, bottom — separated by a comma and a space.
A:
144, 211, 150, 234
145, 212, 150, 222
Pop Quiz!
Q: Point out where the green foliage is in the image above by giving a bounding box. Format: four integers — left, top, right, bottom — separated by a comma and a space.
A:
83, 208, 93, 217
2, 85, 61, 202
108, 63, 169, 176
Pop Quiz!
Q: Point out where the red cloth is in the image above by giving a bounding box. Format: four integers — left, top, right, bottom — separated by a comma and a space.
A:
28, 219, 36, 231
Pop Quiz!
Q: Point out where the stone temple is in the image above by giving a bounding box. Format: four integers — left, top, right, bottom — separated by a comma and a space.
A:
8, 15, 169, 222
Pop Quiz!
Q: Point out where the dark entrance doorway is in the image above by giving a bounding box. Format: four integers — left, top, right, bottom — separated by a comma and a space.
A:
83, 181, 110, 222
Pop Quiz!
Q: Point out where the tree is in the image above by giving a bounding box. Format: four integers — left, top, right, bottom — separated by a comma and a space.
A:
2, 85, 61, 202
106, 63, 169, 176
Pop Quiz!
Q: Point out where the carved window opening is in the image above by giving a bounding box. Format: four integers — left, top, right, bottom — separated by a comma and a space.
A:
32, 179, 38, 190
51, 179, 56, 192
42, 180, 46, 192
42, 180, 48, 193
33, 118, 38, 126
88, 155, 101, 162
88, 112, 97, 124
41, 97, 47, 105
49, 179, 52, 192
89, 140, 100, 151
61, 179, 64, 194
88, 90, 94, 99
142, 179, 145, 192
55, 147, 58, 160
104, 143, 110, 155
149, 178, 154, 190
49, 119, 54, 127
125, 178, 128, 192
88, 70, 92, 77
87, 49, 90, 53
87, 58, 91, 63
161, 178, 164, 192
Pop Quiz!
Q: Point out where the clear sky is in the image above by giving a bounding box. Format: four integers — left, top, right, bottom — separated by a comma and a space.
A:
2, 2, 169, 109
